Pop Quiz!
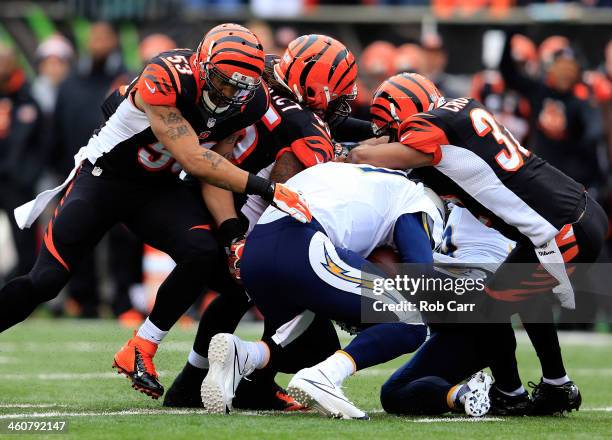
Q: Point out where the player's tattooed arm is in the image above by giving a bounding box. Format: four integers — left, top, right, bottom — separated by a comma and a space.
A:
137, 91, 251, 192
347, 142, 434, 170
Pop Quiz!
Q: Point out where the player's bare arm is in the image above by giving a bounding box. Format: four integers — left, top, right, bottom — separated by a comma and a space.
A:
270, 152, 305, 183
137, 91, 248, 192
201, 133, 241, 226
347, 141, 434, 170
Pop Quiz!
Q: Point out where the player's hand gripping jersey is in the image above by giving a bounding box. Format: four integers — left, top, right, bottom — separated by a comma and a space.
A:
92, 49, 269, 179
402, 97, 585, 247
258, 162, 444, 257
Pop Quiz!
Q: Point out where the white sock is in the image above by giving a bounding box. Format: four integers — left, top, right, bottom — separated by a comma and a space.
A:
242, 341, 270, 370
498, 385, 526, 396
315, 351, 356, 385
136, 318, 168, 344
187, 350, 209, 370
543, 375, 570, 386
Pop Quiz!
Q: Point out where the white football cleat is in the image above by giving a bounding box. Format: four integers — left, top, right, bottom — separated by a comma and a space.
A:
287, 367, 369, 420
201, 333, 257, 414
461, 371, 493, 417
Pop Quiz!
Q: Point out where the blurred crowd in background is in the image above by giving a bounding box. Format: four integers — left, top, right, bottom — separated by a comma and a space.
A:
0, 1, 611, 328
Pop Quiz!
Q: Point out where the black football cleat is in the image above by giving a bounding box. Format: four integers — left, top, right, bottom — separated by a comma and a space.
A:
489, 386, 532, 416
163, 364, 207, 408
233, 377, 304, 411
529, 379, 582, 415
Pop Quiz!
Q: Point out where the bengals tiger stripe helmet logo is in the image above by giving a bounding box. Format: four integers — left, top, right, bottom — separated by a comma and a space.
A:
196, 23, 265, 114
273, 34, 357, 124
370, 72, 444, 138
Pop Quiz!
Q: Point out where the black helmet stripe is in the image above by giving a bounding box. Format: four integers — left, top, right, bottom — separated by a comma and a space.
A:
387, 78, 423, 113
284, 35, 319, 84
328, 48, 349, 82
214, 35, 261, 50
298, 42, 332, 91
213, 59, 263, 76
403, 73, 434, 106
211, 47, 265, 62
330, 59, 356, 93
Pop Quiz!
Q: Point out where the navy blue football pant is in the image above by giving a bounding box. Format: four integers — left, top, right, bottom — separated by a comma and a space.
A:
241, 214, 430, 372
380, 323, 516, 415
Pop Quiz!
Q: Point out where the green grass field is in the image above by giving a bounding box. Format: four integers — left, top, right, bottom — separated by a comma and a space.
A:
0, 319, 611, 439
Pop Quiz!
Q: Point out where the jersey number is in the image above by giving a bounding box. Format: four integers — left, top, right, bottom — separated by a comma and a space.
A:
138, 142, 182, 173
166, 55, 192, 75
470, 108, 529, 172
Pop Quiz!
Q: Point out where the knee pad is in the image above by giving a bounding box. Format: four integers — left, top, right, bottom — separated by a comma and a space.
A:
174, 230, 220, 264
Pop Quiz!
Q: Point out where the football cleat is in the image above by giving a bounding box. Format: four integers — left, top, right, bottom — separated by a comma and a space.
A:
489, 386, 531, 416
233, 376, 304, 411
163, 365, 207, 408
529, 379, 582, 415
113, 332, 164, 399
453, 371, 493, 417
200, 333, 258, 414
287, 367, 369, 420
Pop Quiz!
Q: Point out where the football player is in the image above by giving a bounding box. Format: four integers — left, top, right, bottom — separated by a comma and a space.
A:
0, 24, 311, 400
163, 35, 374, 410
348, 72, 608, 414
198, 161, 489, 420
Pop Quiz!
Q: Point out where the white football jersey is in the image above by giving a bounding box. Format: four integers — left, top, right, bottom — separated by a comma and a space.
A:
435, 205, 515, 267
258, 162, 444, 257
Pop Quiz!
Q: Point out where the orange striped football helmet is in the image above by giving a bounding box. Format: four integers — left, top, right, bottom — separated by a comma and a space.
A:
370, 72, 444, 139
196, 23, 265, 113
273, 34, 357, 124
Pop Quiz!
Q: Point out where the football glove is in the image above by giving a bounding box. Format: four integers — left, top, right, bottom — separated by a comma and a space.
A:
270, 183, 312, 224
226, 236, 246, 281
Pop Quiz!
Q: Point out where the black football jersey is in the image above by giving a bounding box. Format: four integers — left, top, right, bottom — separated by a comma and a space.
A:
230, 86, 334, 175
89, 49, 269, 180
399, 97, 585, 246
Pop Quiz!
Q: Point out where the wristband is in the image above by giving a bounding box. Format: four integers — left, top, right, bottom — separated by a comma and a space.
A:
246, 173, 275, 202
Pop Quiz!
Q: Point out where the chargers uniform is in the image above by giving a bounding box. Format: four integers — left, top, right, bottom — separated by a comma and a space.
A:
435, 205, 515, 268
242, 162, 442, 352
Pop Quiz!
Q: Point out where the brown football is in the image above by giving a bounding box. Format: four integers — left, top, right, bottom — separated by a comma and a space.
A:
367, 246, 401, 277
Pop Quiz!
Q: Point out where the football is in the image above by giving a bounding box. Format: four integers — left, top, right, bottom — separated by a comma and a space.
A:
367, 245, 401, 277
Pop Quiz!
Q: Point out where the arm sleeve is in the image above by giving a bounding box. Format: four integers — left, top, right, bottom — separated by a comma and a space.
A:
398, 115, 450, 165
499, 33, 540, 97
332, 116, 374, 142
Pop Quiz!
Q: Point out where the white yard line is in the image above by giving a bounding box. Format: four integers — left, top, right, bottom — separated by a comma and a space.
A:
0, 404, 68, 408
0, 409, 206, 419
413, 417, 505, 423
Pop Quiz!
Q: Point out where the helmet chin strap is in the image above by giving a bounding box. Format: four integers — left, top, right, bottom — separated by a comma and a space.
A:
202, 90, 230, 114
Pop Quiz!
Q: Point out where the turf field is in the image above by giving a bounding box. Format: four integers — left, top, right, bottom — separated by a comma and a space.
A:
0, 319, 611, 439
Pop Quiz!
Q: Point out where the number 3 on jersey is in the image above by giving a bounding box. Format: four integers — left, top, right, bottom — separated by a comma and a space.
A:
470, 108, 530, 172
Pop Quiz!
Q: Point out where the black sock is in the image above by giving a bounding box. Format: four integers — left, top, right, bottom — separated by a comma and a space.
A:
523, 322, 566, 379
181, 362, 207, 384
487, 323, 523, 392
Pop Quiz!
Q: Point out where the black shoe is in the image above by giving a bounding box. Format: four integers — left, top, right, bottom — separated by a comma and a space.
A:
163, 363, 207, 408
489, 386, 531, 416
233, 377, 303, 411
529, 379, 582, 415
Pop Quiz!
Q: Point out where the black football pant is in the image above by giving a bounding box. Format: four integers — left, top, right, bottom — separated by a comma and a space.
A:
485, 192, 608, 382
0, 162, 219, 332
